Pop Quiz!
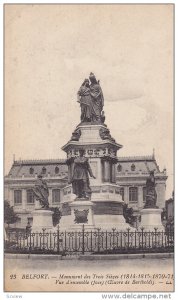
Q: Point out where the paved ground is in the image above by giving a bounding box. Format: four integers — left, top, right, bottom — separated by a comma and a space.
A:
5, 256, 174, 273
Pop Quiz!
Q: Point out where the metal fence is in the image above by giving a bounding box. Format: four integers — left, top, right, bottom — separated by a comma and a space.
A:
5, 226, 174, 255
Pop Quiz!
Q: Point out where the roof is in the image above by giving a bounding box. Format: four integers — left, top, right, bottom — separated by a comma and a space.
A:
117, 156, 161, 174
6, 155, 165, 178
7, 159, 68, 178
118, 155, 155, 162
13, 159, 66, 165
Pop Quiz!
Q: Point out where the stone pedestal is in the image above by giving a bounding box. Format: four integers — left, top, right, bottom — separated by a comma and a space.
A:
94, 214, 131, 231
61, 123, 128, 231
139, 208, 164, 231
60, 199, 95, 230
32, 209, 54, 232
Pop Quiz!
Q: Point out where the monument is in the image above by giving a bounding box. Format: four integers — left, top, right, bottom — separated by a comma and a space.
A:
139, 171, 164, 231
59, 73, 130, 230
32, 174, 53, 231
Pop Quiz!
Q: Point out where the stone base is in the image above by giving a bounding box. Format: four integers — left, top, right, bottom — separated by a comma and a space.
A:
93, 214, 133, 231
139, 208, 165, 231
59, 198, 95, 230
32, 209, 54, 232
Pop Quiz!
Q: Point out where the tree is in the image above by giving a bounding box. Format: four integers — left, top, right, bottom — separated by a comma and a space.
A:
123, 203, 136, 227
4, 200, 18, 228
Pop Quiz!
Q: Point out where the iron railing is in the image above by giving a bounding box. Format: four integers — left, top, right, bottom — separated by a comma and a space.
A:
5, 226, 174, 255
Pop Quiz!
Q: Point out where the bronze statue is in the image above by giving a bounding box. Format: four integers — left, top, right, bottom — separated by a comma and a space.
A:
144, 171, 158, 209
89, 72, 104, 122
70, 149, 96, 199
33, 174, 49, 209
77, 73, 104, 123
77, 79, 92, 122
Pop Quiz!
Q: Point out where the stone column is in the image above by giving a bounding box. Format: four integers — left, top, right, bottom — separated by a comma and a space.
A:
124, 186, 129, 204
10, 189, 14, 206
48, 188, 52, 207
138, 186, 143, 209
104, 160, 110, 182
111, 163, 116, 183
22, 189, 26, 210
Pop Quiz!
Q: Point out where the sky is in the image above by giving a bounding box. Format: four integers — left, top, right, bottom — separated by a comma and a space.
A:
4, 4, 173, 198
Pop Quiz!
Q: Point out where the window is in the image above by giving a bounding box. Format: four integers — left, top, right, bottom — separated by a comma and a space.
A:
119, 187, 124, 200
143, 186, 146, 203
16, 217, 21, 224
52, 189, 60, 203
117, 164, 122, 172
131, 164, 136, 171
14, 190, 22, 205
27, 189, 35, 204
55, 166, 59, 174
129, 187, 138, 202
42, 167, 46, 174
29, 167, 34, 174
27, 217, 33, 225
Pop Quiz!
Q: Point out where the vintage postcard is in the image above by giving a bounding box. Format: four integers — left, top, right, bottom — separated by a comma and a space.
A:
4, 4, 174, 293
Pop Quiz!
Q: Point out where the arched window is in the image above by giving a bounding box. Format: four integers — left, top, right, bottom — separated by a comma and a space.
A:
29, 167, 34, 174
42, 167, 46, 174
131, 164, 136, 171
55, 166, 59, 174
129, 187, 138, 202
117, 164, 122, 172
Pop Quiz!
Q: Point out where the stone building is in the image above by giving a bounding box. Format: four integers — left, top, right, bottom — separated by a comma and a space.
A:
4, 153, 167, 229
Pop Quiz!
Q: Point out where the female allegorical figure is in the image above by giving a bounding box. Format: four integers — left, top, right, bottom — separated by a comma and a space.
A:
89, 72, 104, 122
77, 79, 92, 122
77, 73, 104, 123
144, 170, 157, 208
33, 174, 49, 209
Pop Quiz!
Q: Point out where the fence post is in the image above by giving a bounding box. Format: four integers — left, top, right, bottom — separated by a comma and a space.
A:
16, 231, 19, 249
57, 225, 60, 255
127, 228, 130, 251
134, 230, 137, 249
29, 231, 32, 254
42, 228, 45, 251
97, 228, 100, 253
82, 224, 85, 255
106, 230, 108, 252
154, 228, 158, 249
64, 230, 67, 252
112, 228, 116, 250
141, 227, 144, 251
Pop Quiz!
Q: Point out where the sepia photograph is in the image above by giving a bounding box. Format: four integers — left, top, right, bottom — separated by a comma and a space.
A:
4, 3, 174, 293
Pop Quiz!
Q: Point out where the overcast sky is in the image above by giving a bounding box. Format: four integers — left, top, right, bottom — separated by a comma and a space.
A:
5, 4, 173, 198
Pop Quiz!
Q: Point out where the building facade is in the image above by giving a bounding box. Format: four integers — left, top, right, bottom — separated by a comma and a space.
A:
4, 154, 167, 229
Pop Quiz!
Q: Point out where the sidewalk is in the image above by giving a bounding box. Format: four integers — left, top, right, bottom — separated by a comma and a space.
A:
5, 252, 174, 260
